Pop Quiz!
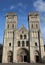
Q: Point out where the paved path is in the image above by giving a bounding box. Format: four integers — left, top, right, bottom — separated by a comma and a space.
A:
0, 63, 45, 65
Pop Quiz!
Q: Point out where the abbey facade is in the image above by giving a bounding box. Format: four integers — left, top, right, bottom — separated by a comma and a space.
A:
2, 12, 45, 63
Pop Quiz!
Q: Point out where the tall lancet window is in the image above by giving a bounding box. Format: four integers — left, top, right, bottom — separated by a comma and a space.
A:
12, 24, 14, 28
7, 24, 9, 29
32, 24, 33, 28
36, 24, 38, 28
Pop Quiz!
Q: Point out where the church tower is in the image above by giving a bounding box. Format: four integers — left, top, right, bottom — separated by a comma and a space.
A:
2, 12, 45, 63
2, 13, 17, 63
28, 12, 44, 63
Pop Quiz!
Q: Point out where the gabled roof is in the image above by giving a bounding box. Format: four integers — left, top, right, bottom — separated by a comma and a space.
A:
15, 25, 28, 33
19, 25, 28, 31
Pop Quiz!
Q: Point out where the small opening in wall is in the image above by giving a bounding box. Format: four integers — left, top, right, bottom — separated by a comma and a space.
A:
20, 35, 23, 39
35, 42, 37, 46
26, 41, 29, 46
12, 24, 14, 28
24, 35, 26, 39
18, 41, 20, 47
7, 24, 9, 29
32, 24, 33, 28
36, 24, 38, 28
22, 41, 25, 47
9, 43, 11, 47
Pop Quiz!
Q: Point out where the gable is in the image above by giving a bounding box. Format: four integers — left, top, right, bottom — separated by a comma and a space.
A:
18, 25, 28, 34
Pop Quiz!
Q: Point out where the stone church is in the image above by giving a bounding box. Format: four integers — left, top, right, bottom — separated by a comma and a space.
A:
2, 12, 45, 63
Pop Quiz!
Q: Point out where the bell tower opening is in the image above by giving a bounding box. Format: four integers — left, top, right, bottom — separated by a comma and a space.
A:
6, 12, 17, 30
28, 12, 41, 63
28, 12, 40, 31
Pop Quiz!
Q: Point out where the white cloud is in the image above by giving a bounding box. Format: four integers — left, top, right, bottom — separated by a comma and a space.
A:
10, 6, 15, 10
0, 8, 6, 12
41, 27, 45, 33
0, 6, 15, 11
18, 2, 27, 9
41, 16, 45, 22
40, 16, 45, 42
18, 2, 23, 7
33, 0, 45, 40
17, 2, 27, 14
33, 0, 45, 12
40, 16, 45, 33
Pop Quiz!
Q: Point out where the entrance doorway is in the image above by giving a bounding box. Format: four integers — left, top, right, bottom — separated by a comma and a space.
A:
35, 50, 40, 63
35, 55, 39, 63
8, 51, 13, 63
17, 48, 29, 63
24, 55, 27, 62
20, 55, 23, 62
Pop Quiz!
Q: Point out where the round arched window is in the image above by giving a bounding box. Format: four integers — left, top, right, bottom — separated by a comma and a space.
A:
20, 35, 23, 39
24, 35, 26, 39
35, 42, 37, 46
9, 43, 11, 47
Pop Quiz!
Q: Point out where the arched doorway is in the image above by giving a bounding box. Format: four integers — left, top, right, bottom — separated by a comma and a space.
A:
35, 55, 39, 62
34, 50, 39, 63
17, 48, 29, 63
7, 51, 13, 63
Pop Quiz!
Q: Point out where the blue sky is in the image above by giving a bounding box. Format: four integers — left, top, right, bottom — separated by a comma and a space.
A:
0, 0, 45, 44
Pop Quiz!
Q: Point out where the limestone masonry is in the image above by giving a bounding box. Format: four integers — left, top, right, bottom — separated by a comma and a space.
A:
2, 12, 45, 63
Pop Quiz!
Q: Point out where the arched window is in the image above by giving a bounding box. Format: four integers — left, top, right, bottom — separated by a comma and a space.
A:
7, 51, 13, 62
24, 35, 26, 39
18, 41, 20, 47
12, 24, 14, 28
22, 41, 24, 47
9, 43, 11, 47
20, 35, 22, 39
32, 24, 33, 28
7, 24, 9, 29
35, 42, 37, 46
26, 41, 29, 46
